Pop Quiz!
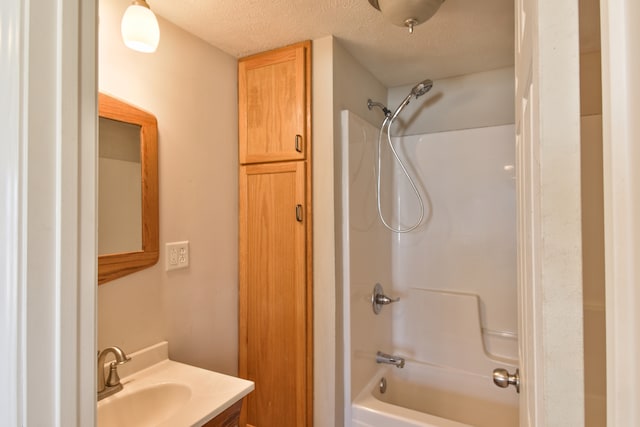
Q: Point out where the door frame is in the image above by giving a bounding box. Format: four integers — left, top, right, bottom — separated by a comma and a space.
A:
515, 0, 585, 424
0, 0, 97, 425
600, 0, 640, 425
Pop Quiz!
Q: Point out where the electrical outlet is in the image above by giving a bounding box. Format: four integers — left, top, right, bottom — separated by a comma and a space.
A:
166, 241, 189, 271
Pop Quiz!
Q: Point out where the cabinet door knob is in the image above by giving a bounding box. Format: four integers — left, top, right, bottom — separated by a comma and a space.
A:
295, 135, 303, 153
296, 204, 303, 222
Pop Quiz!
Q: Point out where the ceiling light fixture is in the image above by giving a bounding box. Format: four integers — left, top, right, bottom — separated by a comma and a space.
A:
121, 0, 160, 53
368, 0, 445, 34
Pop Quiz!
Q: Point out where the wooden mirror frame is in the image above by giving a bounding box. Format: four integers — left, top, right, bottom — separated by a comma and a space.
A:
98, 93, 159, 285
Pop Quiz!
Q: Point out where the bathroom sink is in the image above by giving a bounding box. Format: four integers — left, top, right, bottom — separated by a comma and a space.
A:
97, 342, 254, 427
98, 383, 191, 427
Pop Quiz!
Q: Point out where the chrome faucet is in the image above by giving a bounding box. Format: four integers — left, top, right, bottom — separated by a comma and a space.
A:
376, 351, 405, 368
97, 346, 131, 401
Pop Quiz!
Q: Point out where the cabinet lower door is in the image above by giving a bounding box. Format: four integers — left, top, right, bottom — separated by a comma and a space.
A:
239, 161, 307, 427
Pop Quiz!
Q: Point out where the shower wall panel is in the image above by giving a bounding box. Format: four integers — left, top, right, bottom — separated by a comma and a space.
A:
342, 111, 393, 402
391, 125, 517, 364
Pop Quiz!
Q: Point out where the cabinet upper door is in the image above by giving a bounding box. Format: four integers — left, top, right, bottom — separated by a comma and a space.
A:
238, 42, 309, 164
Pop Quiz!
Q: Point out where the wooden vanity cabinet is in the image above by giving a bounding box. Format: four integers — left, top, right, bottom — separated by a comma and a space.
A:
238, 41, 312, 427
202, 400, 243, 427
238, 42, 308, 164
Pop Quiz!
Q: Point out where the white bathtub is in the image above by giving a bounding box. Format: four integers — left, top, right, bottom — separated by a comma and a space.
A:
352, 361, 518, 427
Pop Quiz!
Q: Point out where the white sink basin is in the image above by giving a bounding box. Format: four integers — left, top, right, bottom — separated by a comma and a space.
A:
98, 383, 191, 427
97, 342, 254, 427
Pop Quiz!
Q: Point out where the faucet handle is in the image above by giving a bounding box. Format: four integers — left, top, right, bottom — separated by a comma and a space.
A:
105, 352, 130, 387
375, 294, 400, 305
105, 362, 122, 387
372, 283, 400, 314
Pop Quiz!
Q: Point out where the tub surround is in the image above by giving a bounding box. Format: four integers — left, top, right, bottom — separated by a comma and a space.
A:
342, 110, 518, 426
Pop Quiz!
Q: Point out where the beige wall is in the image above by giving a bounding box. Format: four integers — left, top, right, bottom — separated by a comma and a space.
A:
387, 67, 516, 134
312, 36, 388, 427
312, 36, 337, 427
98, 0, 239, 375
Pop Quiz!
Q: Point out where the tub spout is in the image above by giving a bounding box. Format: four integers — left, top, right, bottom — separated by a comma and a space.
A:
376, 351, 405, 368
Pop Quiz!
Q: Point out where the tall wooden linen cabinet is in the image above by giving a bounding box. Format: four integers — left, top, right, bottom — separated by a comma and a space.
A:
238, 41, 313, 427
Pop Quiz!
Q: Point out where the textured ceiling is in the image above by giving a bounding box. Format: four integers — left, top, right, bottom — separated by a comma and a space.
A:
149, 0, 600, 88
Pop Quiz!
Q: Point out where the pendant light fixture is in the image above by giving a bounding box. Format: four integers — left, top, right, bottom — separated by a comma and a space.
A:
121, 0, 160, 53
368, 0, 445, 34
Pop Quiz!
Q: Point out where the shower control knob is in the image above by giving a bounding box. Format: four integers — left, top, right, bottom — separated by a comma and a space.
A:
375, 294, 399, 305
372, 283, 400, 314
492, 368, 520, 393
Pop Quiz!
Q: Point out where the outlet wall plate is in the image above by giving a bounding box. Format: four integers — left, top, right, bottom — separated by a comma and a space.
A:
166, 241, 189, 271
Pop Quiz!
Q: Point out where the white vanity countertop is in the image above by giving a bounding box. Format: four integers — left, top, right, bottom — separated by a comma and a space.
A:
97, 341, 254, 427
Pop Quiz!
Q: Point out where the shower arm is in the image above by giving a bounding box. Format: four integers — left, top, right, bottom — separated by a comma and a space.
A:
367, 99, 392, 118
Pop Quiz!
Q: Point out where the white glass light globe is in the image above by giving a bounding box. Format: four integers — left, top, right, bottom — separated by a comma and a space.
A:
121, 4, 160, 53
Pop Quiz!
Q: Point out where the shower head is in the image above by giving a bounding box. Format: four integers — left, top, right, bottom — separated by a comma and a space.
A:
411, 79, 433, 98
390, 78, 434, 120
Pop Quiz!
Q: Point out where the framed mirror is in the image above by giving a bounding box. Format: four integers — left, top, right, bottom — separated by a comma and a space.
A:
98, 93, 159, 285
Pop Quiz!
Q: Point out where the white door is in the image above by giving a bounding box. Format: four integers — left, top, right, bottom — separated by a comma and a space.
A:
515, 0, 585, 425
